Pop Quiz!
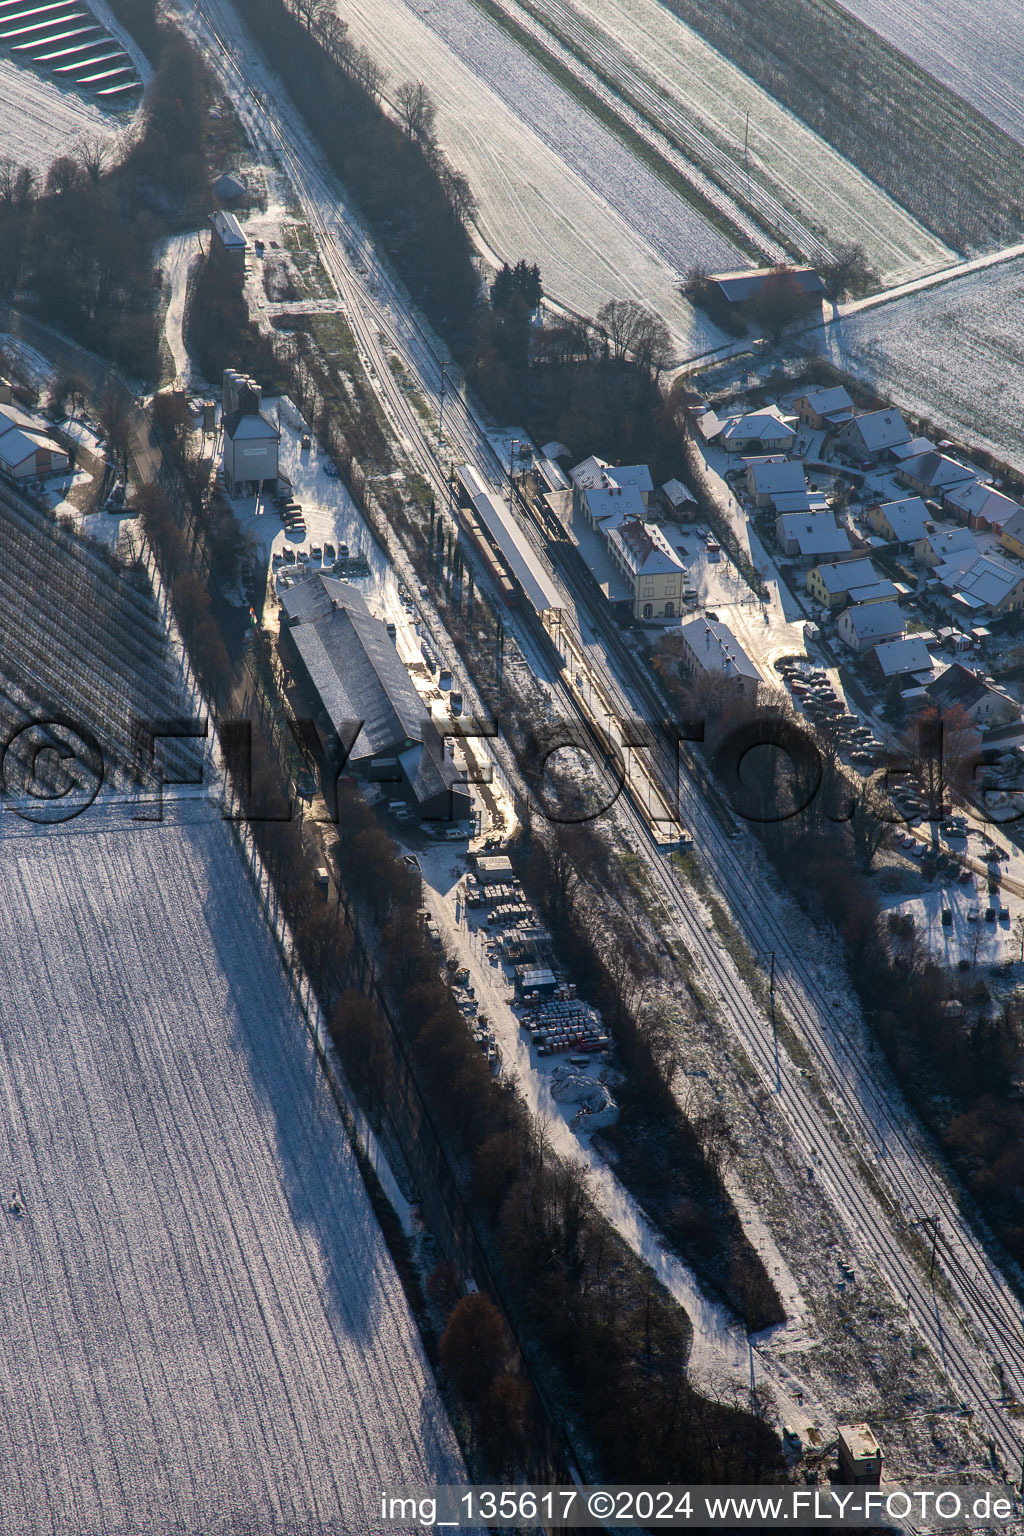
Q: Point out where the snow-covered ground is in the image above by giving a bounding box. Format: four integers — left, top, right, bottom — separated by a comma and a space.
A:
0, 58, 131, 179
834, 0, 1024, 147
330, 0, 738, 351
824, 255, 1024, 472
0, 802, 464, 1535
486, 0, 951, 283
158, 230, 205, 390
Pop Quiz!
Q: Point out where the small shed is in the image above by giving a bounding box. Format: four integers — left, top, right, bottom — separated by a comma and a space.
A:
837, 1424, 882, 1486
515, 966, 557, 997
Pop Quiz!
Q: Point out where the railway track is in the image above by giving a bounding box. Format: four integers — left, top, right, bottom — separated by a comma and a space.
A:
186, 0, 1024, 1478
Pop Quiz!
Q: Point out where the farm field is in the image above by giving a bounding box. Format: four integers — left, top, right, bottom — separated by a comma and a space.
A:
834, 0, 1024, 148
330, 0, 741, 353
0, 58, 130, 178
0, 803, 464, 1535
660, 0, 1024, 253
824, 257, 1024, 473
484, 0, 951, 282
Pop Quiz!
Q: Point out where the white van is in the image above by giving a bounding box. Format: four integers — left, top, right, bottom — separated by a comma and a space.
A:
445, 827, 468, 841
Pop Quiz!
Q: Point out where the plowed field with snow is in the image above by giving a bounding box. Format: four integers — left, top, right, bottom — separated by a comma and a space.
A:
0, 803, 463, 1535
0, 59, 129, 177
485, 0, 951, 282
825, 257, 1024, 472
330, 0, 740, 352
835, 0, 1024, 147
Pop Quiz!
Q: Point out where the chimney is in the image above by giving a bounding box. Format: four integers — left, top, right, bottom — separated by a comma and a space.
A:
239, 383, 261, 416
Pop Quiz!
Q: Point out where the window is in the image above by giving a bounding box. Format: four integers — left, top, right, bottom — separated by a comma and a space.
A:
664, 601, 674, 617
643, 604, 653, 618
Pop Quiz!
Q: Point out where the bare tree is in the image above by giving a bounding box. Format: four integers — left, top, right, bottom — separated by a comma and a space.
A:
98, 385, 135, 481
348, 44, 386, 102
394, 79, 436, 143
820, 242, 877, 305
0, 158, 18, 207
75, 133, 111, 186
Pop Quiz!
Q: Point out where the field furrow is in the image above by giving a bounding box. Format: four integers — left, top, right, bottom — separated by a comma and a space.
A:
0, 803, 464, 1536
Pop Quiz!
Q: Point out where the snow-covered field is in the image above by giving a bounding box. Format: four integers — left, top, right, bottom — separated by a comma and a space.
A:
0, 58, 131, 178
834, 0, 1024, 147
0, 804, 463, 1535
330, 0, 739, 351
824, 257, 1024, 472
486, 0, 951, 282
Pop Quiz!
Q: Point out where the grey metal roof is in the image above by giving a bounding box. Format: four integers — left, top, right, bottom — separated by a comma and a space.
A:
285, 578, 428, 761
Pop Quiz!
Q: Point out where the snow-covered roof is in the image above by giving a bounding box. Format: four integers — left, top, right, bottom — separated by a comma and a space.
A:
940, 553, 1024, 610
213, 170, 246, 200
847, 579, 899, 604
871, 496, 931, 542
678, 615, 759, 681
584, 483, 647, 529
918, 526, 976, 562
812, 556, 878, 594
0, 422, 67, 472
570, 456, 652, 494
794, 384, 853, 415
662, 476, 696, 507
890, 435, 935, 461
873, 636, 933, 677
717, 407, 797, 446
840, 599, 904, 641
844, 408, 910, 452
898, 450, 980, 491
224, 408, 278, 441
747, 459, 806, 496
772, 491, 828, 515
210, 209, 247, 248
777, 512, 851, 556
608, 517, 686, 576
948, 481, 1022, 525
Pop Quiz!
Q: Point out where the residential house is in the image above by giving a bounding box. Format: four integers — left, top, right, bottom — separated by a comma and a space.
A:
837, 600, 905, 653
661, 477, 697, 518
807, 557, 896, 610
791, 384, 854, 429
936, 553, 1024, 619
837, 408, 910, 462
0, 409, 70, 480
210, 209, 247, 267
946, 481, 1020, 532
677, 615, 760, 704
745, 457, 806, 507
870, 636, 934, 681
1000, 506, 1024, 558
703, 405, 797, 454
775, 512, 853, 562
865, 496, 931, 546
896, 450, 983, 499
606, 515, 688, 619
913, 526, 976, 570
926, 662, 1021, 727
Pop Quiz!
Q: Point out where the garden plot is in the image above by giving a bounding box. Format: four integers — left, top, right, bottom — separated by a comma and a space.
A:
834, 0, 1024, 148
0, 57, 129, 178
331, 0, 739, 353
824, 258, 1024, 473
0, 804, 464, 1535
487, 0, 951, 282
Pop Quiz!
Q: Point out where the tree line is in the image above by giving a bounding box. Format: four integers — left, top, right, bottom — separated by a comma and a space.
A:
0, 31, 213, 378
241, 0, 480, 339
